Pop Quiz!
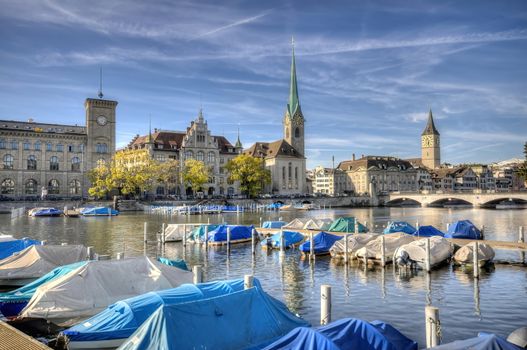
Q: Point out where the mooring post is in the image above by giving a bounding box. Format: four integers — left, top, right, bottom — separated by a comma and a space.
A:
259, 217, 262, 228
244, 274, 254, 289
473, 241, 480, 279
143, 222, 148, 243
108, 207, 112, 216
193, 265, 203, 284
161, 223, 166, 244
227, 226, 231, 252
344, 233, 349, 264
183, 224, 187, 247
425, 238, 431, 272
320, 284, 332, 325
519, 226, 524, 243
416, 221, 420, 230
116, 252, 124, 260
354, 220, 358, 234
204, 226, 209, 251
251, 228, 256, 255
446, 223, 450, 231
280, 229, 285, 253
380, 235, 386, 267
87, 246, 94, 260
363, 249, 368, 266
481, 225, 485, 240
310, 232, 314, 260
61, 242, 68, 246
425, 306, 440, 348
40, 240, 47, 245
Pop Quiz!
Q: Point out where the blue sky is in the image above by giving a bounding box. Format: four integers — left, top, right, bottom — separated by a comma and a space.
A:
0, 0, 526, 168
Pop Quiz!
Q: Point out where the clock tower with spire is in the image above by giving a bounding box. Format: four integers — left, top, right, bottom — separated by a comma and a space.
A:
421, 109, 440, 169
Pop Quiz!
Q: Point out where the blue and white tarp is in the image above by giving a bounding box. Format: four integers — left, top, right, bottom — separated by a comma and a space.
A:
299, 232, 342, 254
81, 207, 119, 216
207, 225, 254, 242
430, 333, 522, 350
445, 220, 482, 240
413, 225, 445, 237
156, 257, 188, 271
383, 222, 417, 235
263, 221, 287, 229
262, 231, 304, 249
0, 238, 41, 260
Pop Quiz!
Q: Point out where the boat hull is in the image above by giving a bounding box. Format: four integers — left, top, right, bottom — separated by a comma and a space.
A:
67, 338, 124, 350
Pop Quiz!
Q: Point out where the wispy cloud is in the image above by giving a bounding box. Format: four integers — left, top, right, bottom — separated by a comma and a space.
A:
191, 9, 273, 40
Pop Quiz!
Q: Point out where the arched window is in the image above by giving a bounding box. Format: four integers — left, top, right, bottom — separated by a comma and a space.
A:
294, 127, 300, 138
288, 162, 292, 179
34, 141, 41, 151
25, 179, 37, 194
185, 150, 194, 160
1, 179, 15, 194
71, 157, 80, 171
196, 151, 204, 161
295, 167, 298, 180
69, 180, 81, 195
27, 155, 37, 170
282, 166, 286, 180
23, 140, 30, 150
48, 179, 60, 194
3, 154, 14, 169
50, 156, 59, 171
207, 152, 215, 163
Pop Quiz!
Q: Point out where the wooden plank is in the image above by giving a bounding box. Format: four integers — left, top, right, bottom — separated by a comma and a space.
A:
0, 321, 50, 350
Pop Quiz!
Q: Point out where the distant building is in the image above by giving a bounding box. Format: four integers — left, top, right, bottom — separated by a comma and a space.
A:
312, 166, 347, 196
491, 158, 526, 191
468, 164, 496, 191
431, 166, 478, 192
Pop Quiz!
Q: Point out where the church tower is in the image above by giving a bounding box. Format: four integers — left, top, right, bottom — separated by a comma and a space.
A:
421, 109, 440, 169
283, 39, 305, 156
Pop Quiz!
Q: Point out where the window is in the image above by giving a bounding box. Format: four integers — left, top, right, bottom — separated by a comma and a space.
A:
1, 178, 15, 194
46, 143, 52, 151
96, 143, 108, 153
71, 157, 80, 171
197, 151, 204, 161
34, 141, 41, 151
48, 179, 60, 194
3, 154, 14, 169
220, 157, 224, 164
228, 187, 235, 196
0, 139, 5, 149
23, 141, 30, 150
69, 180, 81, 195
185, 150, 193, 160
156, 186, 165, 195
25, 179, 37, 194
11, 140, 18, 150
288, 162, 292, 179
68, 145, 74, 152
208, 152, 215, 163
294, 127, 300, 138
50, 156, 59, 171
282, 166, 286, 180
78, 144, 84, 153
155, 154, 166, 162
27, 155, 37, 170
295, 167, 298, 180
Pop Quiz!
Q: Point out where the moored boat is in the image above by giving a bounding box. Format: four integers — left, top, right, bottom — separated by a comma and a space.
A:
383, 221, 417, 235
394, 236, 453, 269
445, 220, 482, 240
261, 231, 304, 250
355, 233, 416, 264
29, 207, 63, 217
303, 218, 332, 230
206, 225, 255, 245
300, 231, 342, 256
81, 207, 119, 216
330, 233, 377, 260
0, 238, 41, 260
283, 218, 310, 229
453, 242, 495, 267
329, 217, 369, 233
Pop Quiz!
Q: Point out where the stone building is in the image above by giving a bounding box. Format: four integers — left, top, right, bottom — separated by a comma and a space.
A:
421, 109, 441, 169
431, 167, 478, 192
491, 158, 526, 191
312, 166, 347, 196
0, 97, 117, 199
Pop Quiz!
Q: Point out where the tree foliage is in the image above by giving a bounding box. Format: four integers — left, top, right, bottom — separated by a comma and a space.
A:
517, 141, 527, 182
225, 154, 271, 197
182, 159, 210, 193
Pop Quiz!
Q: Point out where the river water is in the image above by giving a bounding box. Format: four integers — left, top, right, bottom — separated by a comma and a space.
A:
1, 206, 526, 346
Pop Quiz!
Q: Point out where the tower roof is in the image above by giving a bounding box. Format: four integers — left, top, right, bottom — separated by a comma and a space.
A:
422, 109, 440, 136
287, 38, 301, 117
235, 126, 242, 148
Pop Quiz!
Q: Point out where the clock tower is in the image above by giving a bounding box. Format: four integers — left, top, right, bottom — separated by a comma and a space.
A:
421, 109, 440, 169
283, 40, 305, 156
85, 97, 117, 169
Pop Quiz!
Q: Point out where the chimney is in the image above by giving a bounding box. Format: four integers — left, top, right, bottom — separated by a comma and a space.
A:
361, 154, 364, 159
352, 153, 356, 161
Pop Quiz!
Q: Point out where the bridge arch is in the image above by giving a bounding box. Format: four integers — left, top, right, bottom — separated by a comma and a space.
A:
385, 197, 422, 207
427, 197, 474, 207
479, 197, 527, 208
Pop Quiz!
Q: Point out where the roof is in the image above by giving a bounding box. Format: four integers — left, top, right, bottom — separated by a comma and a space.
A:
128, 131, 237, 154
431, 166, 475, 179
338, 156, 414, 172
0, 119, 86, 135
244, 139, 304, 159
422, 109, 440, 136
287, 44, 301, 118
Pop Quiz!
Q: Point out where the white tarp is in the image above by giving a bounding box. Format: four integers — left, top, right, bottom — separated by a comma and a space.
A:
163, 224, 187, 242
303, 218, 332, 230
283, 218, 309, 229
330, 234, 377, 257
355, 233, 416, 261
453, 242, 495, 265
0, 245, 87, 281
394, 236, 453, 268
20, 256, 193, 326
0, 234, 14, 242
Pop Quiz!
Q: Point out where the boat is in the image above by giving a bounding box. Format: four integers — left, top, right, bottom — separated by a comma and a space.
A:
116, 285, 309, 350
262, 221, 287, 229
263, 317, 418, 350
189, 224, 220, 242
453, 242, 495, 267
261, 231, 305, 250
18, 256, 193, 326
162, 224, 189, 242
329, 217, 369, 233
383, 221, 417, 235
81, 207, 119, 216
412, 225, 445, 237
355, 233, 416, 264
279, 204, 298, 211
430, 332, 521, 350
28, 207, 63, 217
283, 218, 310, 230
0, 238, 41, 260
62, 279, 249, 349
394, 236, 453, 269
303, 218, 332, 231
329, 233, 377, 260
0, 234, 15, 242
300, 231, 343, 256
0, 261, 87, 318
207, 225, 255, 245
445, 220, 482, 240
0, 244, 88, 287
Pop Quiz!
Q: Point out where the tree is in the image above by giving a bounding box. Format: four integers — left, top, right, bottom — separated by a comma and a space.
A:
225, 154, 271, 198
88, 160, 112, 198
517, 141, 527, 182
156, 159, 180, 194
182, 159, 210, 194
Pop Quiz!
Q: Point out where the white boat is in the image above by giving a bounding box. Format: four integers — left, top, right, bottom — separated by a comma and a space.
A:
394, 236, 454, 269
330, 234, 377, 260
162, 224, 188, 242
279, 204, 297, 211
453, 242, 495, 267
355, 233, 416, 264
19, 256, 193, 326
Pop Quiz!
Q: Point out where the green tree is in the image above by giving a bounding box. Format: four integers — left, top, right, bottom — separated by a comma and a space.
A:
225, 154, 271, 198
87, 160, 112, 199
156, 159, 180, 194
182, 159, 210, 194
517, 141, 527, 182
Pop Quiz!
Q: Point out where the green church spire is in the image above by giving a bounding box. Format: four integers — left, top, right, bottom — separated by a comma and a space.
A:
287, 37, 300, 117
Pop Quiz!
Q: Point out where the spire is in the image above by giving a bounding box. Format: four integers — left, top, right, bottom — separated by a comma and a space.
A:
235, 125, 242, 148
198, 107, 204, 123
287, 36, 300, 117
422, 108, 440, 136
98, 67, 104, 99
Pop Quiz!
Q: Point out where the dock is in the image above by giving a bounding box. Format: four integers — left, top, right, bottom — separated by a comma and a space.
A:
0, 321, 50, 350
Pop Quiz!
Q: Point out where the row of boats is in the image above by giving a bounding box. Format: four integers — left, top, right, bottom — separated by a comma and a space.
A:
27, 207, 119, 217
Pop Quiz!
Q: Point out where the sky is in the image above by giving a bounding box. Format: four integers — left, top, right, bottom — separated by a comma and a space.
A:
0, 0, 526, 169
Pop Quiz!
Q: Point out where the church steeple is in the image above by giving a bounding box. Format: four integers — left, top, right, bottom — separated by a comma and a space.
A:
422, 109, 440, 136
287, 37, 301, 118
421, 108, 440, 169
235, 126, 242, 150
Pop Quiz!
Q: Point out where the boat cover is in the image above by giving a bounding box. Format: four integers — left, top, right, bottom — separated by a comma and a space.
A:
0, 234, 14, 242
0, 245, 88, 281
383, 222, 416, 235
263, 317, 418, 350
453, 242, 495, 264
262, 231, 304, 249
117, 286, 309, 350
0, 238, 41, 260
413, 225, 444, 237
330, 234, 377, 257
81, 207, 119, 216
32, 208, 62, 216
355, 233, 416, 261
20, 256, 193, 326
394, 237, 453, 268
329, 217, 368, 233
303, 219, 332, 231
300, 232, 342, 254
430, 333, 522, 350
63, 279, 250, 343
445, 220, 482, 239
263, 221, 287, 229
207, 225, 253, 242
284, 218, 310, 229
189, 224, 220, 241
156, 257, 188, 271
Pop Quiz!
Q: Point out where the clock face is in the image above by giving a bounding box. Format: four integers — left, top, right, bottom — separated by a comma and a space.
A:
96, 115, 107, 126
421, 135, 433, 147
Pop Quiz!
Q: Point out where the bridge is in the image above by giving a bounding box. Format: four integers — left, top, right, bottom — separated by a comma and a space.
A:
383, 191, 527, 208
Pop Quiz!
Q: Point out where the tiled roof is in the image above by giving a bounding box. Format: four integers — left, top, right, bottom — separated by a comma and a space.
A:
244, 139, 303, 159
338, 156, 414, 172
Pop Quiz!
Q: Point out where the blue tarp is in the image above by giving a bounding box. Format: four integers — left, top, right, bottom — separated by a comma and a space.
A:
263, 318, 418, 350
299, 232, 342, 254
0, 238, 41, 260
413, 225, 445, 237
207, 225, 254, 242
156, 257, 188, 271
81, 207, 119, 216
430, 333, 522, 350
0, 261, 87, 317
189, 225, 220, 241
445, 220, 482, 240
383, 222, 417, 235
263, 221, 287, 229
262, 231, 304, 248
32, 208, 62, 216
63, 279, 249, 343
117, 286, 309, 350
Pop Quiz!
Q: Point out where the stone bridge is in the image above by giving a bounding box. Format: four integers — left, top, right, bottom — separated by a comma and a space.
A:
384, 191, 527, 208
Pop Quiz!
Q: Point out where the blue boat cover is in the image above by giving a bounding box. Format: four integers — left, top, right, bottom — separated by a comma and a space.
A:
445, 220, 481, 240
33, 208, 62, 216
263, 221, 287, 229
207, 225, 254, 242
329, 217, 369, 233
81, 207, 119, 215
263, 318, 417, 350
189, 224, 220, 241
0, 238, 41, 260
262, 231, 304, 248
299, 232, 342, 254
413, 225, 445, 237
430, 333, 522, 350
156, 257, 188, 271
383, 222, 417, 235
117, 285, 309, 350
63, 279, 249, 342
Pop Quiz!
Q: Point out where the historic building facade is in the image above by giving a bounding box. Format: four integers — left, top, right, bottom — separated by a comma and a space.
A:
312, 166, 347, 196
0, 97, 117, 199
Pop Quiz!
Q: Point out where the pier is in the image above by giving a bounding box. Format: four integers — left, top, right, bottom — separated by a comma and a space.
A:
0, 321, 50, 350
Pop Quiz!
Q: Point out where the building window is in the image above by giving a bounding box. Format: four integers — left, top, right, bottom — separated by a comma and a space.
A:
220, 157, 224, 164
1, 178, 15, 194
96, 143, 108, 153
46, 143, 52, 151
56, 144, 63, 152
208, 152, 215, 163
0, 139, 5, 149
295, 167, 298, 180
34, 141, 41, 151
185, 150, 193, 160
155, 154, 166, 162
48, 179, 60, 194
50, 156, 59, 171
295, 127, 300, 138
156, 186, 165, 195
282, 166, 286, 180
69, 180, 81, 195
228, 187, 235, 196
197, 151, 204, 161
71, 157, 81, 171
23, 141, 30, 150
78, 144, 84, 153
27, 155, 37, 170
3, 154, 14, 169
25, 179, 37, 194
288, 162, 292, 179
68, 144, 74, 152
11, 140, 18, 150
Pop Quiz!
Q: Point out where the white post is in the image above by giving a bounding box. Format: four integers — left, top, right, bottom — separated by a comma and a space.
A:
251, 228, 256, 255
320, 284, 332, 325
61, 242, 68, 246
259, 217, 262, 228
183, 224, 187, 247
310, 232, 314, 259
446, 223, 450, 231
519, 226, 524, 243
227, 226, 231, 251
143, 222, 148, 243
193, 265, 203, 284
480, 225, 485, 240
86, 246, 94, 260
416, 221, 420, 230
40, 240, 47, 245
425, 306, 440, 348
473, 242, 479, 279
117, 252, 124, 260
244, 274, 254, 289
380, 235, 386, 267
344, 233, 349, 264
280, 229, 285, 253
425, 238, 431, 272
108, 207, 111, 216
354, 220, 358, 234
161, 223, 166, 244
204, 226, 209, 251
363, 249, 368, 266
